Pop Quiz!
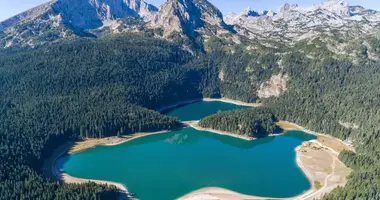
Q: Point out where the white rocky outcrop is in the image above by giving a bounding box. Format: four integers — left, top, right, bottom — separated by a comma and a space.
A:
339, 121, 359, 129
257, 73, 290, 98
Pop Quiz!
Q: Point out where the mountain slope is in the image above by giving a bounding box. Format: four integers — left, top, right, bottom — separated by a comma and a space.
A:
224, 0, 380, 43
1, 0, 380, 51
151, 0, 231, 37
0, 0, 158, 48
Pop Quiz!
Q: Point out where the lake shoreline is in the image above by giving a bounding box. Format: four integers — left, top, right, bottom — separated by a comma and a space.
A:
157, 97, 260, 113
179, 138, 351, 200
51, 121, 351, 200
50, 142, 130, 199
180, 120, 353, 200
50, 130, 172, 200
184, 120, 283, 141
50, 99, 352, 200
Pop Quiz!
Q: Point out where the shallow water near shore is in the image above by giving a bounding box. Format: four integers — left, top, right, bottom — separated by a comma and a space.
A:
59, 101, 316, 200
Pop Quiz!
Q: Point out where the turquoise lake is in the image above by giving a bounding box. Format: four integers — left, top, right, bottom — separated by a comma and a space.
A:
59, 101, 316, 200
162, 100, 248, 121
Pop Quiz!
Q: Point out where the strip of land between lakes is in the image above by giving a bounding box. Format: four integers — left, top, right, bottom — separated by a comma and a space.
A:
48, 98, 353, 200
156, 97, 261, 112
183, 120, 282, 141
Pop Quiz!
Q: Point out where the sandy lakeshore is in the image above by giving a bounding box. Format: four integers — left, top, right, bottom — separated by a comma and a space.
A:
202, 98, 262, 107
49, 142, 131, 199
180, 121, 353, 200
179, 139, 351, 200
48, 130, 170, 200
184, 120, 256, 141
185, 120, 284, 141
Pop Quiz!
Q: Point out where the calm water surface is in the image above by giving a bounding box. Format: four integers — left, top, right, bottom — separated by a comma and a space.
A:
163, 101, 248, 121
60, 101, 316, 200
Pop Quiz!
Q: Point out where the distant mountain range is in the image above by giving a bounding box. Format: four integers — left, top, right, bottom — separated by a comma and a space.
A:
0, 0, 379, 49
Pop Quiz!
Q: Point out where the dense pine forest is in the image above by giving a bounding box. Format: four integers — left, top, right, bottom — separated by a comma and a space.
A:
0, 34, 218, 199
199, 108, 279, 137
0, 32, 379, 199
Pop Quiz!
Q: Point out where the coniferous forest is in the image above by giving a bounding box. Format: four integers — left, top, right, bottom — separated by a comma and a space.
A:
199, 108, 279, 138
0, 33, 379, 199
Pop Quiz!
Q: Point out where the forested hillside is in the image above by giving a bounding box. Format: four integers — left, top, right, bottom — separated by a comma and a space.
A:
212, 37, 380, 199
0, 30, 379, 199
199, 108, 279, 138
0, 34, 219, 199
262, 51, 380, 200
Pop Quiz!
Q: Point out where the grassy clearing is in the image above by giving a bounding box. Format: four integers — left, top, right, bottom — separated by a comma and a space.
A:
314, 181, 323, 190
317, 135, 353, 153
68, 136, 132, 154
276, 121, 303, 131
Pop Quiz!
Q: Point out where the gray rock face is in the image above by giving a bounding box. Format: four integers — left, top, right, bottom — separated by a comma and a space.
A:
152, 0, 230, 37
53, 0, 158, 29
0, 1, 55, 31
0, 0, 158, 48
0, 0, 157, 31
1, 0, 380, 49
224, 0, 380, 42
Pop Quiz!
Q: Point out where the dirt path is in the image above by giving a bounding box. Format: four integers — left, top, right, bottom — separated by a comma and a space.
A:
299, 148, 337, 200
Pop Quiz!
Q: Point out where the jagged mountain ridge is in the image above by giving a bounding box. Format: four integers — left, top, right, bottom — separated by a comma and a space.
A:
0, 0, 157, 30
151, 0, 231, 37
1, 0, 380, 49
0, 0, 158, 48
224, 0, 380, 42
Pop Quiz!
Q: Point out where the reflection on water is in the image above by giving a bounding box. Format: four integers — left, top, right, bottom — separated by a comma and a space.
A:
126, 128, 277, 149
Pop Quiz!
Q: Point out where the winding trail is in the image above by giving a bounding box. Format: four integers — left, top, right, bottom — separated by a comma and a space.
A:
297, 147, 337, 200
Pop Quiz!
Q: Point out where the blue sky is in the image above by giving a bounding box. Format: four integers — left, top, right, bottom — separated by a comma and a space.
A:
1, 0, 379, 21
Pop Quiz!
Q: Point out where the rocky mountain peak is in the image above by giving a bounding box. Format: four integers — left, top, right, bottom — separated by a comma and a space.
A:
1, 0, 379, 49
0, 0, 159, 48
152, 0, 230, 37
0, 0, 158, 31
244, 7, 260, 17
0, 1, 55, 31
279, 3, 298, 13
316, 0, 350, 16
53, 0, 158, 29
223, 0, 380, 45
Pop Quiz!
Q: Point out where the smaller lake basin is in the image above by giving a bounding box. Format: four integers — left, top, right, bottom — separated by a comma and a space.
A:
162, 100, 249, 121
